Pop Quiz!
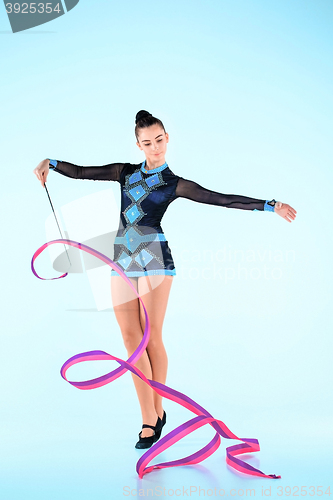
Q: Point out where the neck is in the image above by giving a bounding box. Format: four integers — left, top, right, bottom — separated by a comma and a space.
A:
145, 156, 166, 170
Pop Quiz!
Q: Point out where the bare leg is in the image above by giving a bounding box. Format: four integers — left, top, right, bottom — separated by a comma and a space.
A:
111, 274, 173, 437
138, 275, 173, 424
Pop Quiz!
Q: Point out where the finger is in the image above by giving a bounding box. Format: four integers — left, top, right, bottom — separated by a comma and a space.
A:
282, 204, 297, 216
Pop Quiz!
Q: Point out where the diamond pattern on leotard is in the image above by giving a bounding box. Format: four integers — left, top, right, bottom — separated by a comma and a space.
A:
124, 226, 144, 252
117, 251, 132, 270
122, 167, 167, 230
129, 184, 147, 202
128, 171, 142, 185
124, 204, 141, 224
115, 244, 165, 273
111, 163, 177, 276
135, 249, 154, 268
145, 173, 160, 188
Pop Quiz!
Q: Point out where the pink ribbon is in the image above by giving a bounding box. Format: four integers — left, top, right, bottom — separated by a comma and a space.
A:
32, 238, 281, 480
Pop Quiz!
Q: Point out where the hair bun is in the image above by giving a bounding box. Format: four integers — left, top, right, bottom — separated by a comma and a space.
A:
135, 110, 152, 124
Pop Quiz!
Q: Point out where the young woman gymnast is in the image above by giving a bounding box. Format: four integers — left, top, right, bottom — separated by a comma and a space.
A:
33, 109, 296, 450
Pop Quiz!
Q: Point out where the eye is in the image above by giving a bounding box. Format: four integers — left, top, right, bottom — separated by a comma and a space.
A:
143, 139, 163, 146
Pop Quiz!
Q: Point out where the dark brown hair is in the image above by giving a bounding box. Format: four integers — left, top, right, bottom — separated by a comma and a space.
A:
135, 110, 166, 141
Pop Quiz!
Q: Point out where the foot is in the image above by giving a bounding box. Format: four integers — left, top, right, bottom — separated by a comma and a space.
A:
140, 413, 159, 438
142, 409, 165, 438
154, 409, 166, 442
135, 415, 162, 449
140, 427, 154, 438
156, 408, 165, 421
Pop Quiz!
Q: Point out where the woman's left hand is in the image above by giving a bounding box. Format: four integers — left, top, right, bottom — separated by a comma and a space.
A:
274, 202, 297, 223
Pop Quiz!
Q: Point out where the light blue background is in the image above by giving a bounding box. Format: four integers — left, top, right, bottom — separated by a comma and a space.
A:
1, 0, 332, 498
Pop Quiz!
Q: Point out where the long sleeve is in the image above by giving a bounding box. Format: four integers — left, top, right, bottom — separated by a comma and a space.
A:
174, 177, 275, 212
48, 159, 126, 183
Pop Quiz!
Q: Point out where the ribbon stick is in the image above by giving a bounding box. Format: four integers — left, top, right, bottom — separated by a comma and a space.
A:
44, 183, 72, 269
31, 237, 281, 480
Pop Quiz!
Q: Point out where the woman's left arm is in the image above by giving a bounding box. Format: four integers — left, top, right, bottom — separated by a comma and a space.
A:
174, 177, 297, 222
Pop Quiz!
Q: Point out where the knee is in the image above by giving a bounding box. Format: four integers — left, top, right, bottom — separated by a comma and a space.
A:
146, 332, 164, 352
121, 329, 142, 352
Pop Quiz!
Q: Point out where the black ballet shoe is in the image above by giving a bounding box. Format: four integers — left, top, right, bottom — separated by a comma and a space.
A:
154, 410, 166, 442
135, 416, 162, 449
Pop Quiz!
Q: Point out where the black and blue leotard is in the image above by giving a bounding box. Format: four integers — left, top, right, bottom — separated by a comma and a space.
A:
48, 158, 275, 277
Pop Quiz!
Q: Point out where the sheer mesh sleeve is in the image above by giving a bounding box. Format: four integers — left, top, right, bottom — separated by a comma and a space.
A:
175, 177, 267, 211
49, 159, 125, 183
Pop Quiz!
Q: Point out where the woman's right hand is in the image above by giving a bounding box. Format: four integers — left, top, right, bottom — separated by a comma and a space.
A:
33, 159, 50, 188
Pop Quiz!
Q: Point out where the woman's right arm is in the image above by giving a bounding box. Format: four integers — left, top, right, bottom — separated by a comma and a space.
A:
33, 158, 125, 188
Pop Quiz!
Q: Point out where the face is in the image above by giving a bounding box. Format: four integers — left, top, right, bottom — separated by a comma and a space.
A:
136, 124, 169, 163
